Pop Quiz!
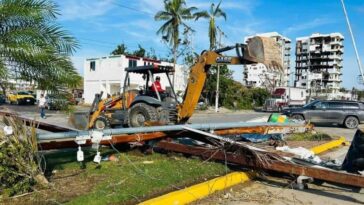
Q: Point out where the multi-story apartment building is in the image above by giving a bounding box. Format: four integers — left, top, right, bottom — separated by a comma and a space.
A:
295, 33, 344, 96
243, 32, 291, 89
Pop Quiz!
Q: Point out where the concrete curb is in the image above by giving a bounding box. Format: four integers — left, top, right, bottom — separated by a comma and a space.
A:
139, 172, 253, 205
310, 137, 347, 155
139, 137, 347, 205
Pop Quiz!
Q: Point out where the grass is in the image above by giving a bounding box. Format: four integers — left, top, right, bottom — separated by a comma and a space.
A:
286, 132, 332, 141
5, 147, 228, 205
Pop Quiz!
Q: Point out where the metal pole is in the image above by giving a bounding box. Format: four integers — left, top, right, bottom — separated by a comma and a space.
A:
37, 121, 303, 141
340, 0, 364, 85
215, 27, 223, 112
215, 65, 220, 112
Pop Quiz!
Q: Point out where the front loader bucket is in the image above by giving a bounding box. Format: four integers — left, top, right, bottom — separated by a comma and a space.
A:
245, 36, 283, 70
68, 111, 90, 130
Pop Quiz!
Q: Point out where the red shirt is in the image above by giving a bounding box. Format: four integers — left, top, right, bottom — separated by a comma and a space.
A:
151, 81, 164, 92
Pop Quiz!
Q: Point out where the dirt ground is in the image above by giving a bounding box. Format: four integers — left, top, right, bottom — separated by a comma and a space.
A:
194, 176, 364, 205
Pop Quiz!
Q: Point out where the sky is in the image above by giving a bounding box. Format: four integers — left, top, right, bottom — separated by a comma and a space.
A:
55, 0, 364, 89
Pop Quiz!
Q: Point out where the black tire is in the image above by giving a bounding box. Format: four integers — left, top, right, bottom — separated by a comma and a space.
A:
291, 114, 304, 121
128, 103, 158, 127
344, 116, 359, 129
93, 115, 111, 130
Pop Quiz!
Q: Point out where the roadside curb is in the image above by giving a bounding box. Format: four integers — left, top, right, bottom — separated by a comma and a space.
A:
310, 137, 347, 154
140, 137, 347, 205
139, 172, 253, 205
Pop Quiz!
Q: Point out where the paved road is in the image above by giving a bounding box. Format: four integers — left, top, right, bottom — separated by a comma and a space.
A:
190, 111, 270, 124
0, 104, 358, 140
0, 104, 271, 128
194, 177, 363, 205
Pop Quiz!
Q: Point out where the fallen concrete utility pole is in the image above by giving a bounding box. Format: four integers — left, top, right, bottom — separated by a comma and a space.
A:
0, 111, 75, 132
37, 122, 311, 150
38, 122, 310, 141
155, 141, 364, 188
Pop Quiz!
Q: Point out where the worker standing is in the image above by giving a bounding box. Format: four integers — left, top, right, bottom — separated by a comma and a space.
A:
38, 94, 47, 119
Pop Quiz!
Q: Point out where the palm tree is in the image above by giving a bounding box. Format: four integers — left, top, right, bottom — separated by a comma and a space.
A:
154, 0, 197, 72
0, 0, 81, 94
195, 1, 226, 50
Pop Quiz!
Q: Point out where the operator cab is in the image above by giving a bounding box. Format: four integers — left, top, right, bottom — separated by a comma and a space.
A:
120, 65, 179, 127
123, 65, 178, 106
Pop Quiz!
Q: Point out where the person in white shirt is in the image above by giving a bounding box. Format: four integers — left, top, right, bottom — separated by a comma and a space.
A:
38, 94, 47, 119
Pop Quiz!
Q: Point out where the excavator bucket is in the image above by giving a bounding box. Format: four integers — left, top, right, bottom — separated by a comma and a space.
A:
244, 36, 283, 70
68, 111, 90, 130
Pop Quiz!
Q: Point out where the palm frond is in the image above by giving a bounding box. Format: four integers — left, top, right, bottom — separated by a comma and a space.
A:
193, 11, 209, 21
0, 0, 80, 91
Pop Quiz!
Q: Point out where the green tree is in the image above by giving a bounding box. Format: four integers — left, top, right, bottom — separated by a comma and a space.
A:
146, 48, 158, 60
0, 0, 81, 93
154, 0, 197, 71
111, 43, 129, 55
133, 44, 146, 58
194, 0, 226, 50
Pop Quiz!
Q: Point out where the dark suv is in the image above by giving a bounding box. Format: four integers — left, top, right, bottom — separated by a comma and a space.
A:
282, 100, 364, 129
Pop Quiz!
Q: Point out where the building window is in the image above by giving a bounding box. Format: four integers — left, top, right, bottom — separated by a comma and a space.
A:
90, 61, 96, 71
128, 59, 137, 67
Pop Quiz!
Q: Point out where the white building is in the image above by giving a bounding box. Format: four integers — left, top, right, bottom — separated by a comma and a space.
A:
83, 55, 188, 104
243, 32, 291, 89
295, 33, 344, 96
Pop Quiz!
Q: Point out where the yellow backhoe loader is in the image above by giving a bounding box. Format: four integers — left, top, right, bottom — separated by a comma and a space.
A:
71, 36, 282, 130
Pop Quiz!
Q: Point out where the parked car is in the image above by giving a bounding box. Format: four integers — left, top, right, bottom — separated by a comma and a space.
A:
7, 91, 36, 105
282, 100, 364, 129
46, 93, 75, 110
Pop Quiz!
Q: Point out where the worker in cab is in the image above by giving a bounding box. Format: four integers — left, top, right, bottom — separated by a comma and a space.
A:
151, 76, 167, 99
151, 76, 164, 92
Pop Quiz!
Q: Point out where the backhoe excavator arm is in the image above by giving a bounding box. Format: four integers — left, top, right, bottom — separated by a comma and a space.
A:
177, 36, 283, 123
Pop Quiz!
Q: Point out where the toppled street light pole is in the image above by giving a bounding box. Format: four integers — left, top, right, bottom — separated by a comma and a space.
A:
155, 141, 364, 188
37, 122, 309, 141
37, 122, 311, 150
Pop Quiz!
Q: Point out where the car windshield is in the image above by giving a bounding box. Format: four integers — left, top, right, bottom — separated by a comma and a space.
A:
17, 91, 30, 95
303, 100, 320, 108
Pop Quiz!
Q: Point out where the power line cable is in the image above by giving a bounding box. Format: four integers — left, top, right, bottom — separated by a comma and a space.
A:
111, 1, 153, 16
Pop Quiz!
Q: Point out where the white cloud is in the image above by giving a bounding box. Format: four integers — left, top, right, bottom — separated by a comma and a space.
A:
283, 17, 335, 35
189, 0, 257, 14
357, 6, 364, 13
58, 0, 115, 21
135, 0, 164, 15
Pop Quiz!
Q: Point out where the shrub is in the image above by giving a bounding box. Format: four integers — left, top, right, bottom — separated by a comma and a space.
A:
0, 117, 47, 197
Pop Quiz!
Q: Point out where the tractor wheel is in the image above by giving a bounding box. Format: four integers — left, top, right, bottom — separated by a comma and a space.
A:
94, 115, 111, 130
128, 103, 158, 127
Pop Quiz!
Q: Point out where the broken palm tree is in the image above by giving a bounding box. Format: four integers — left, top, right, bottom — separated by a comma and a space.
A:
0, 117, 48, 197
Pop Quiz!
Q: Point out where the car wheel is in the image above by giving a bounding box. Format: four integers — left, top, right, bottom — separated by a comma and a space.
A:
291, 114, 304, 121
94, 115, 111, 130
344, 116, 359, 129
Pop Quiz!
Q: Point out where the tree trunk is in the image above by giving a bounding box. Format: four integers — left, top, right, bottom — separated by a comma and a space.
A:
0, 82, 7, 97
